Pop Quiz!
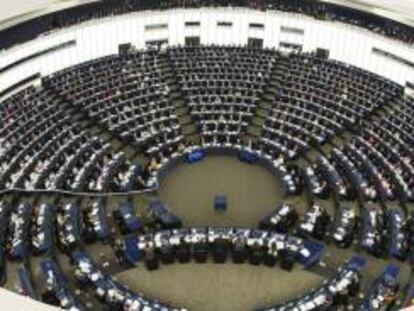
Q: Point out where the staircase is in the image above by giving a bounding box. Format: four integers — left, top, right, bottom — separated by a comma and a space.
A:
44, 85, 142, 163
163, 51, 200, 142
308, 92, 404, 162
243, 57, 289, 144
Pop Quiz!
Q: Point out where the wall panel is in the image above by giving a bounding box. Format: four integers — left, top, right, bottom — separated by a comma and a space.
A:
0, 7, 413, 93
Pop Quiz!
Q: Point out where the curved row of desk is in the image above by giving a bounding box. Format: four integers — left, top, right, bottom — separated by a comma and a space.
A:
119, 227, 325, 270
149, 144, 301, 196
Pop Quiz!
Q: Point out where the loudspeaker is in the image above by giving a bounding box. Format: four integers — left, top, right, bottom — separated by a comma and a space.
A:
119, 43, 132, 55
248, 38, 263, 49
316, 48, 329, 59
185, 36, 200, 47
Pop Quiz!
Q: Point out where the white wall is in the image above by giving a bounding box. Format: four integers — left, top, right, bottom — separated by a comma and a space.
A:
1, 6, 414, 310
0, 7, 414, 93
0, 288, 58, 311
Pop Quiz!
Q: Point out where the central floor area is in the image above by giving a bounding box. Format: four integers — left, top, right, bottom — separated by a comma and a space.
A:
157, 155, 295, 227
116, 264, 323, 311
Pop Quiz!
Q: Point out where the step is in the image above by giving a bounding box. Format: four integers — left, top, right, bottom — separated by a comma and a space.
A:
258, 100, 273, 110
246, 125, 262, 137
179, 115, 193, 126
182, 124, 198, 136
164, 56, 203, 144
251, 117, 265, 127
242, 133, 260, 143
256, 109, 269, 119
303, 148, 324, 163
176, 105, 189, 115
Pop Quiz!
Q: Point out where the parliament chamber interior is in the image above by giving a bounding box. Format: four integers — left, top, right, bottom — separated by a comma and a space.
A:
1, 0, 414, 310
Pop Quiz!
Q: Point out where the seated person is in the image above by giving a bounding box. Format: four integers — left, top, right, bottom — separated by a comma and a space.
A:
297, 204, 330, 240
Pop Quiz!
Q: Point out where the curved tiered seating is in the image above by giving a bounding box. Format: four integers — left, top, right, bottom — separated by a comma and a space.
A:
259, 53, 401, 161
118, 227, 324, 269
261, 256, 365, 311
0, 43, 414, 311
168, 46, 276, 145
71, 249, 185, 311
0, 199, 188, 310
304, 93, 414, 205
0, 46, 410, 200
0, 196, 411, 310
0, 87, 145, 193
45, 51, 184, 156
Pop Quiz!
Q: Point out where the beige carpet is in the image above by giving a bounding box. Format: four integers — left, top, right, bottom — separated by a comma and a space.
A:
113, 155, 323, 310
158, 155, 294, 227
116, 263, 323, 311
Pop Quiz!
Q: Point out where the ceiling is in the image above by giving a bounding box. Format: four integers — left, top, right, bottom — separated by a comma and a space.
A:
0, 0, 414, 29
0, 0, 98, 30
323, 0, 414, 26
